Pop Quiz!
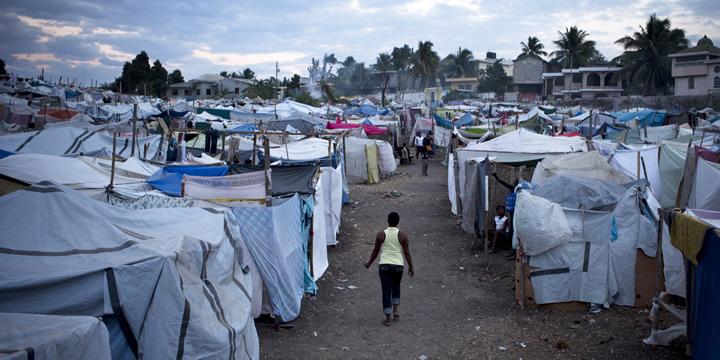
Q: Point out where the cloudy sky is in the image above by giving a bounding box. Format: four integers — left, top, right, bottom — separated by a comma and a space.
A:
2, 0, 718, 85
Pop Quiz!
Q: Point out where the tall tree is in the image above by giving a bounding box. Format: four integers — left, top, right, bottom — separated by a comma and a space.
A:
168, 69, 184, 84
242, 68, 255, 80
0, 58, 6, 75
477, 60, 512, 97
219, 70, 229, 77
441, 47, 475, 78
413, 41, 440, 88
613, 14, 688, 95
391, 44, 414, 96
551, 26, 599, 68
373, 53, 393, 106
127, 51, 151, 93
520, 36, 548, 56
149, 60, 168, 97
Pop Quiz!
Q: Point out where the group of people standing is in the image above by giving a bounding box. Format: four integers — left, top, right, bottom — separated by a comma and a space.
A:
399, 131, 435, 176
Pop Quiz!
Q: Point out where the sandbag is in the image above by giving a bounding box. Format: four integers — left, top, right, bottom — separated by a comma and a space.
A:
515, 191, 572, 256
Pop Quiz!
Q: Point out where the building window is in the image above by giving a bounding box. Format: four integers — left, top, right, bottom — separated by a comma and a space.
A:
586, 73, 601, 86
172, 89, 178, 96
715, 66, 720, 74
688, 77, 695, 89
715, 76, 720, 88
572, 74, 582, 83
554, 77, 564, 86
196, 89, 200, 96
235, 87, 240, 94
206, 89, 212, 96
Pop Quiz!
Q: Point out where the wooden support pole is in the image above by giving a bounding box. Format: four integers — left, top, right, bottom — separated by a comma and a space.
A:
252, 134, 258, 165
109, 131, 117, 190
131, 103, 138, 157
652, 209, 664, 334
342, 133, 348, 177
263, 135, 272, 207
221, 131, 226, 160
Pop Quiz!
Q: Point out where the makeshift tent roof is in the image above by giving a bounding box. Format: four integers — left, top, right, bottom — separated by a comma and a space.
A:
147, 164, 229, 196
610, 109, 666, 127
531, 150, 632, 185
0, 153, 145, 197
263, 137, 333, 161
0, 125, 162, 159
0, 183, 259, 359
0, 313, 111, 360
461, 128, 587, 154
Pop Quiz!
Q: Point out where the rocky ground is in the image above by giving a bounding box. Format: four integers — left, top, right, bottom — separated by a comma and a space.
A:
257, 158, 685, 359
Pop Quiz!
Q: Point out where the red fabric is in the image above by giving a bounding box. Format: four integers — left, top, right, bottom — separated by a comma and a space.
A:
557, 131, 581, 137
37, 109, 79, 120
335, 115, 342, 124
695, 146, 720, 164
326, 122, 387, 135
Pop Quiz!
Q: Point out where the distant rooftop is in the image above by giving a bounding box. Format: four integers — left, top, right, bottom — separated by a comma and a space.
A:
669, 35, 720, 57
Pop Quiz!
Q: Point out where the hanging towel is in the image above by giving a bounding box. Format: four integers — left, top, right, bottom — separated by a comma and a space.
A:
670, 212, 710, 265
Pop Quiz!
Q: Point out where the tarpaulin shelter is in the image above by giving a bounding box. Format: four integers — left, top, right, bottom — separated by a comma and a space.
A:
0, 313, 111, 360
515, 181, 657, 307
610, 109, 666, 127
344, 137, 395, 184
0, 153, 146, 198
0, 183, 259, 359
531, 151, 631, 185
0, 125, 162, 159
147, 164, 229, 196
454, 128, 587, 203
183, 171, 267, 207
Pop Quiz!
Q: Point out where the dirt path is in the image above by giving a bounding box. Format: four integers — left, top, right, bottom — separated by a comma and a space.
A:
258, 158, 684, 359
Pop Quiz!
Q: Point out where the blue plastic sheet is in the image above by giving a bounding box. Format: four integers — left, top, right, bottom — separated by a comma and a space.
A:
610, 110, 666, 127
233, 195, 310, 321
146, 165, 228, 196
690, 229, 720, 359
433, 112, 473, 129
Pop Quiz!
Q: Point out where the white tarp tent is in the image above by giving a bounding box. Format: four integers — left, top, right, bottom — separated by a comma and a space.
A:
0, 183, 259, 359
0, 125, 162, 159
455, 128, 587, 196
532, 151, 632, 185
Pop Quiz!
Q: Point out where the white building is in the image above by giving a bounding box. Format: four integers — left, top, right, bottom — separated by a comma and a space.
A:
542, 66, 622, 100
669, 36, 720, 96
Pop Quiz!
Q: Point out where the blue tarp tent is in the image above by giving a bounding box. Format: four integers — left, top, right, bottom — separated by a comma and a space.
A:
147, 165, 228, 196
610, 110, 666, 127
433, 112, 473, 129
226, 123, 259, 134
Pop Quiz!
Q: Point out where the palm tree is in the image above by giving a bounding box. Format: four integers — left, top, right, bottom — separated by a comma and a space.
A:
551, 26, 599, 68
413, 41, 440, 88
520, 36, 547, 56
613, 14, 688, 95
391, 44, 414, 97
441, 47, 475, 78
373, 53, 393, 106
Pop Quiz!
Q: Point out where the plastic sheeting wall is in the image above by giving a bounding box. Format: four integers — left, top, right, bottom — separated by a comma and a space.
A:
689, 158, 720, 211
233, 195, 306, 322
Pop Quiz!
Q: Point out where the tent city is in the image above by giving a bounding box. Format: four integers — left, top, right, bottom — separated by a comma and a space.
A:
1, 0, 719, 359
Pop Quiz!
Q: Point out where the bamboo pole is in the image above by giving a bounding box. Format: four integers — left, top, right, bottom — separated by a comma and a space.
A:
252, 133, 258, 165
652, 209, 664, 335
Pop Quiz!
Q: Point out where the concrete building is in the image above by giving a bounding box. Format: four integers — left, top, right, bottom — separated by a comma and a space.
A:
445, 77, 479, 92
542, 66, 622, 100
470, 52, 513, 76
513, 53, 546, 102
167, 74, 255, 98
669, 36, 720, 96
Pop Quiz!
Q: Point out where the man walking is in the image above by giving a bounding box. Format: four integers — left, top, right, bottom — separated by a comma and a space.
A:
365, 212, 414, 326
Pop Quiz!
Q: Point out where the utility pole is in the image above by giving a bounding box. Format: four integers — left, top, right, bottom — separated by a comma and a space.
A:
274, 61, 279, 119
